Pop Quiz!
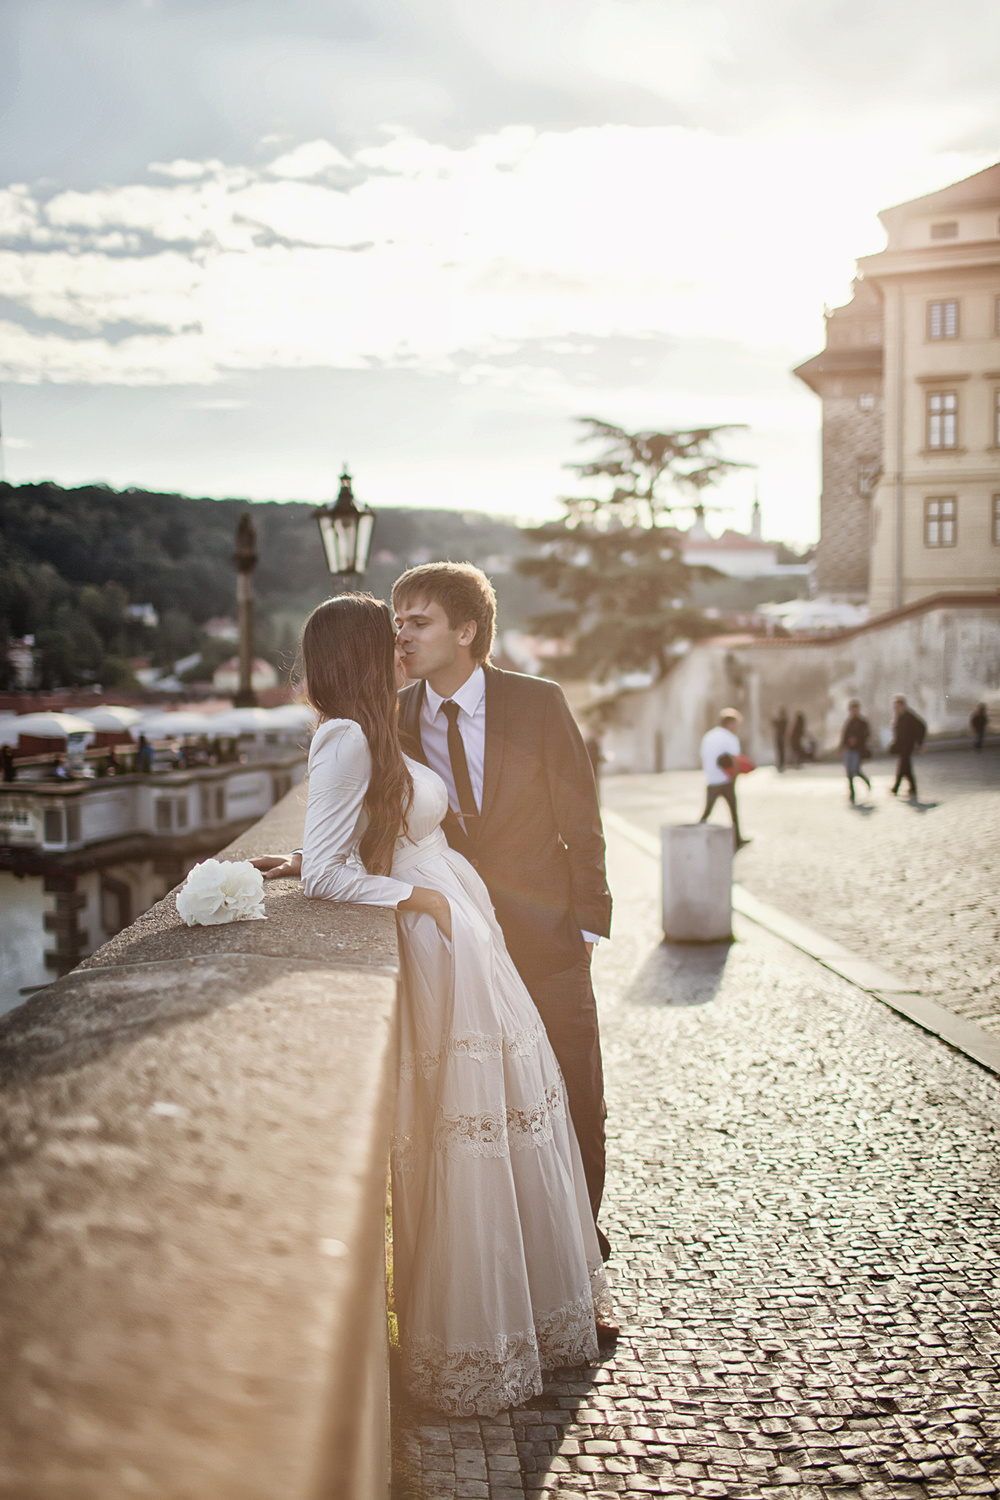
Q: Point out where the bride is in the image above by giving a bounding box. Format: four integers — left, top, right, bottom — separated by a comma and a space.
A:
297, 593, 610, 1418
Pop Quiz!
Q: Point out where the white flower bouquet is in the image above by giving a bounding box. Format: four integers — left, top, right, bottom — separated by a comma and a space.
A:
175, 858, 267, 926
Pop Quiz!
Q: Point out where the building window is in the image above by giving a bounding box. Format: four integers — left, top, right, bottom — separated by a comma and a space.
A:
924, 497, 956, 547
857, 461, 878, 498
858, 392, 875, 410
927, 390, 957, 449
155, 799, 173, 831
928, 300, 958, 339
993, 495, 1000, 545
930, 221, 958, 240
43, 808, 64, 843
996, 294, 1000, 334
995, 388, 1000, 448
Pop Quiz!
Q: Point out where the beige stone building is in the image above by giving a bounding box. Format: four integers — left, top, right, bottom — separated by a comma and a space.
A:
796, 160, 1000, 615
794, 279, 883, 600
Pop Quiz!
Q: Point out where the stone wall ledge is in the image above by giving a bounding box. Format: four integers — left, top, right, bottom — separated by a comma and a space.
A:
0, 787, 399, 1500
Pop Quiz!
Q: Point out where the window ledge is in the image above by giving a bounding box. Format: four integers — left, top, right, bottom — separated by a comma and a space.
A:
919, 447, 966, 456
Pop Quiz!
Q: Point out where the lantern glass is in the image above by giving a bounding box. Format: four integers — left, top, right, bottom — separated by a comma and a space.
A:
317, 512, 357, 575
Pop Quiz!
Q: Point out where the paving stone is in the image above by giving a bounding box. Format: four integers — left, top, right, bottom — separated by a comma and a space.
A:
392, 815, 1000, 1496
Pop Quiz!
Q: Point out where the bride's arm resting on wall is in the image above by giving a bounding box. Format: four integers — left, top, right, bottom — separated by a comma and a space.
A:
277, 718, 450, 938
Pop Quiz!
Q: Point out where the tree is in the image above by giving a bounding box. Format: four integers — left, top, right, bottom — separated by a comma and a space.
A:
518, 418, 749, 682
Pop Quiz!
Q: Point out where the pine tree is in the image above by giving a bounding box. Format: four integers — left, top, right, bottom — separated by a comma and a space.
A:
518, 418, 748, 681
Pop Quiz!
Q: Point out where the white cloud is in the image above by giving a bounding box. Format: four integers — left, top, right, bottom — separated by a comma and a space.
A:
266, 139, 355, 179
0, 126, 993, 388
148, 159, 225, 180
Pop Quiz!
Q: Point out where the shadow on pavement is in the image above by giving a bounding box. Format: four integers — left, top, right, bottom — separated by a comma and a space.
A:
624, 939, 732, 1008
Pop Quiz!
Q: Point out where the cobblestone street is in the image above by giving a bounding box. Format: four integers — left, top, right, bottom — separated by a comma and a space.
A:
393, 809, 1000, 1499
603, 750, 1000, 1036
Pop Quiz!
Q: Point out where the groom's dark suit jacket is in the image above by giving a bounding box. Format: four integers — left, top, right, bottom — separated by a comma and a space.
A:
398, 665, 612, 982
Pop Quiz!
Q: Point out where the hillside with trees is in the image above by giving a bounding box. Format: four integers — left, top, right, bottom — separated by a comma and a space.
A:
0, 481, 543, 692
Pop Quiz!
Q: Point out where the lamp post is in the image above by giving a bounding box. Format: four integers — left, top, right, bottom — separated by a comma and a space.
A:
313, 466, 376, 586
233, 511, 259, 708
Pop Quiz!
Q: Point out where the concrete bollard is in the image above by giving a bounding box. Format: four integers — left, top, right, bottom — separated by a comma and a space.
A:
661, 823, 733, 943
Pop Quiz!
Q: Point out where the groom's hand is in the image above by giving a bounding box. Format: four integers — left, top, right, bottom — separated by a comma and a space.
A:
250, 853, 303, 881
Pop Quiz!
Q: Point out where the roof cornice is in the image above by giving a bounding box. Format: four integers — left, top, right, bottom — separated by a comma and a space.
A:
858, 239, 1000, 280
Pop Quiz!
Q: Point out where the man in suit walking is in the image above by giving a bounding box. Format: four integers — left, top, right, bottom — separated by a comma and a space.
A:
889, 694, 926, 800
391, 564, 614, 1274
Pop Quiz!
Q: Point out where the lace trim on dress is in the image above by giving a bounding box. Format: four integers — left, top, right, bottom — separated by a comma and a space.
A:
405, 1328, 542, 1418
399, 1020, 547, 1081
535, 1289, 598, 1371
391, 1079, 567, 1171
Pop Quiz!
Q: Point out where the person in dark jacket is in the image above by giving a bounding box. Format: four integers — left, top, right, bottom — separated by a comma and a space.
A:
970, 703, 988, 751
840, 699, 872, 803
788, 711, 808, 769
889, 695, 926, 798
1, 744, 15, 783
772, 706, 788, 772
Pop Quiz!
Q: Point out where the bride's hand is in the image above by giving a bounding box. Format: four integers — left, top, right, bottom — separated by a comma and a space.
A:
249, 852, 303, 880
398, 886, 452, 941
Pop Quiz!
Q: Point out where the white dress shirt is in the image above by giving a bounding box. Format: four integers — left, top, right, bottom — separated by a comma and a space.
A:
700, 725, 741, 785
420, 665, 487, 822
419, 666, 598, 945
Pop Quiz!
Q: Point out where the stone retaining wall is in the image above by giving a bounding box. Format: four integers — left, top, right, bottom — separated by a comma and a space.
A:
0, 787, 399, 1500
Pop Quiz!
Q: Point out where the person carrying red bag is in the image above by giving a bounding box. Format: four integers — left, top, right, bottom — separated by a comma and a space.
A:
698, 707, 754, 851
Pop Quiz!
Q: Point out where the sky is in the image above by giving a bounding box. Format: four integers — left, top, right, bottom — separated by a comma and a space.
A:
1, 0, 998, 545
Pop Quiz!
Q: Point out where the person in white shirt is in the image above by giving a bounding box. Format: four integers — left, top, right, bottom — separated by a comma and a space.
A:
698, 708, 750, 850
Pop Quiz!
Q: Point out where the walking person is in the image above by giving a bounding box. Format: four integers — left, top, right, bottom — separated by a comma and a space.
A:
698, 708, 751, 850
256, 594, 611, 1416
970, 702, 988, 750
788, 711, 808, 769
772, 705, 788, 772
840, 699, 872, 803
889, 694, 926, 799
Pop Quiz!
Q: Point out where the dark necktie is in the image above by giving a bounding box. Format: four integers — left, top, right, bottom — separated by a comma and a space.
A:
442, 700, 479, 829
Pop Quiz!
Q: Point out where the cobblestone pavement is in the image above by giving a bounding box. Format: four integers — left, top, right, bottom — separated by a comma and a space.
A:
602, 749, 1000, 1036
392, 823, 1000, 1498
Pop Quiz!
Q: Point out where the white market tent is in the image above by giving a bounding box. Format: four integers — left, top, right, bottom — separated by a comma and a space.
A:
137, 711, 217, 738
265, 702, 315, 729
12, 711, 96, 740
74, 705, 147, 734
206, 707, 277, 736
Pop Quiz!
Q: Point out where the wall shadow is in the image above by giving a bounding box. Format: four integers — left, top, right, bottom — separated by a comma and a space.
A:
624, 940, 732, 1009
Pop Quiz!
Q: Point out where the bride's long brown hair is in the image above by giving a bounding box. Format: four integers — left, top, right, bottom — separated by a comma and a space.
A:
301, 594, 413, 876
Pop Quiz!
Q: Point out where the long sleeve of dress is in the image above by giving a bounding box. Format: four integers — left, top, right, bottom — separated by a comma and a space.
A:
301, 718, 414, 907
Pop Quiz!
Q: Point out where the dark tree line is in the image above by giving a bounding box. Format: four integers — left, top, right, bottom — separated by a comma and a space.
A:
0, 481, 545, 692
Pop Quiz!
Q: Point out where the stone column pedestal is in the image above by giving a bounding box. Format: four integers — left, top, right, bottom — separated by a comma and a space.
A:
661, 823, 733, 943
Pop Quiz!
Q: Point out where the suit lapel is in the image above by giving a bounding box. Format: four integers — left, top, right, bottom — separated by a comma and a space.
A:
479, 665, 506, 827
398, 680, 428, 761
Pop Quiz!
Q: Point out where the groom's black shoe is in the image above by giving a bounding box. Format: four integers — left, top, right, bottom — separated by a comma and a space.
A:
597, 1226, 612, 1262
596, 1317, 620, 1349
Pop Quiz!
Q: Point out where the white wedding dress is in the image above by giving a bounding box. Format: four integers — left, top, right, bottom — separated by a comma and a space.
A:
302, 718, 609, 1417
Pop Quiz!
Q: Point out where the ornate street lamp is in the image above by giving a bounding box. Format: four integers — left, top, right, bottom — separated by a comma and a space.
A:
314, 466, 375, 584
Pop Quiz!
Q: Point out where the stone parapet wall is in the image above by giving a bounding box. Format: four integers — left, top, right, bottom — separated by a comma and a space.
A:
0, 787, 398, 1500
